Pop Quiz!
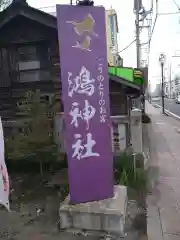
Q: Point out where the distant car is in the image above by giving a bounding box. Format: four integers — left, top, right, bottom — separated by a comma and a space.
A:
175, 95, 180, 104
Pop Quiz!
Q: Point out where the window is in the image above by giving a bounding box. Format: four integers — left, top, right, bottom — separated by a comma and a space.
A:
40, 94, 53, 105
18, 46, 37, 62
18, 61, 40, 71
175, 78, 179, 85
18, 44, 50, 82
19, 69, 50, 82
113, 55, 117, 66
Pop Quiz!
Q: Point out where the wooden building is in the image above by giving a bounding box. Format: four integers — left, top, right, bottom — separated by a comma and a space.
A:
0, 0, 140, 142
0, 0, 60, 134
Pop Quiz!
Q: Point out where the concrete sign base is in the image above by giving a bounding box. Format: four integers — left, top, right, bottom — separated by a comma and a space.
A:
59, 185, 127, 237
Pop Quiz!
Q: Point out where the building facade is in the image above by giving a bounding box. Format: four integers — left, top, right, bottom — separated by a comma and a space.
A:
105, 8, 119, 66
0, 0, 132, 141
163, 55, 180, 98
170, 56, 180, 98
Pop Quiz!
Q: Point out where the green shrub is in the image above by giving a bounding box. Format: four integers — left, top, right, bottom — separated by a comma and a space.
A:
114, 152, 147, 193
6, 151, 67, 174
61, 183, 69, 199
142, 113, 151, 124
5, 89, 63, 175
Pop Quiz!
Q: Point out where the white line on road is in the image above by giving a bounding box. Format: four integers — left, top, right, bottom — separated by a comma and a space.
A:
155, 104, 180, 120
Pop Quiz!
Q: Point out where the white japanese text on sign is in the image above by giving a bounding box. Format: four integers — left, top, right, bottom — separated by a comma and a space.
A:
67, 65, 99, 160
97, 61, 106, 123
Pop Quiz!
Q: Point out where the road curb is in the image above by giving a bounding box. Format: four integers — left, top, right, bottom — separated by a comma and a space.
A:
155, 104, 180, 120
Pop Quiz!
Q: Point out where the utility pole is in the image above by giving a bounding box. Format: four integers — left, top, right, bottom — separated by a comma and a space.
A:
159, 53, 165, 114
161, 63, 165, 114
134, 0, 142, 110
135, 0, 140, 68
169, 63, 172, 98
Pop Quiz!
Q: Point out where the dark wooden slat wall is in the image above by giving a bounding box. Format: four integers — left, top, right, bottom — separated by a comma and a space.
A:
0, 14, 126, 135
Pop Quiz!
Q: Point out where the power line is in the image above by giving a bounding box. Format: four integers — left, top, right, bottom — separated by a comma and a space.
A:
149, 13, 158, 45
172, 0, 180, 11
158, 11, 180, 15
149, 0, 180, 46
119, 39, 136, 53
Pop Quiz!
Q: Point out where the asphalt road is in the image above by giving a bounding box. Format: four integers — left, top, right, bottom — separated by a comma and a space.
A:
151, 97, 180, 117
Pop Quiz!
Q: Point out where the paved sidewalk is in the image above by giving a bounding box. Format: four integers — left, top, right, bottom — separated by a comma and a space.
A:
146, 102, 180, 240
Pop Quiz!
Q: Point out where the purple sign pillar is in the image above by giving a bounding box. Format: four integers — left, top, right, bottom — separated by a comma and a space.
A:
56, 4, 114, 204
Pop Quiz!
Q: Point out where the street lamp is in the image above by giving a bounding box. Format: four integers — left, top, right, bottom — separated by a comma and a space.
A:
159, 53, 166, 114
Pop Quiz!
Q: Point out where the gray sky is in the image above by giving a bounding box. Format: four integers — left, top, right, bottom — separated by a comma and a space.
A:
27, 0, 180, 88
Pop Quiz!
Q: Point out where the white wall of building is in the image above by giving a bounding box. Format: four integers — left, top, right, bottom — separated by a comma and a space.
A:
105, 9, 119, 66
166, 55, 180, 97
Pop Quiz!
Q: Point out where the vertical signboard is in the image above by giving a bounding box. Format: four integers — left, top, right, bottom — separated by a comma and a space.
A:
111, 123, 126, 153
0, 118, 9, 211
56, 5, 114, 204
109, 15, 115, 46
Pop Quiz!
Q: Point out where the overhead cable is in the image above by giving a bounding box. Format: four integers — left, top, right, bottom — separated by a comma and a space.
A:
119, 39, 136, 53
172, 0, 180, 11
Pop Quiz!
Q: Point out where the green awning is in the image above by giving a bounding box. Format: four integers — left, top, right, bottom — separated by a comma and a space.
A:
108, 66, 144, 86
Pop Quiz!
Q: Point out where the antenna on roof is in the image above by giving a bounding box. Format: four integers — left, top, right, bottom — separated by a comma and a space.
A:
76, 0, 94, 6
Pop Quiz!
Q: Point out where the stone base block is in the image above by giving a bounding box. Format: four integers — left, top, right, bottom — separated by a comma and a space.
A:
59, 185, 127, 237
